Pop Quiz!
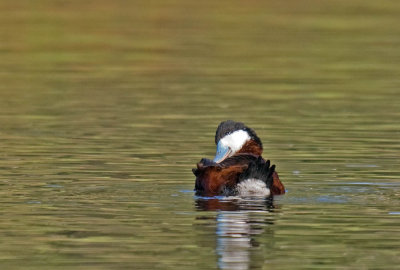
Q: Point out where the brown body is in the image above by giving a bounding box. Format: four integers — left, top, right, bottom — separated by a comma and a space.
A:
194, 143, 285, 196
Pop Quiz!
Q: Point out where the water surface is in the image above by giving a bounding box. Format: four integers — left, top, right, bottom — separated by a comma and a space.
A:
1, 0, 399, 269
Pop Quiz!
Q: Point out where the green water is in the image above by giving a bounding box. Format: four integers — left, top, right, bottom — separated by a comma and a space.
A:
1, 1, 400, 269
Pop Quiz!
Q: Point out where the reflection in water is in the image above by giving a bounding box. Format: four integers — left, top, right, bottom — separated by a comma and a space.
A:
196, 197, 276, 270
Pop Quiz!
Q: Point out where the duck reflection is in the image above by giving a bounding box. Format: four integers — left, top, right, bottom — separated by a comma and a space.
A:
195, 197, 277, 270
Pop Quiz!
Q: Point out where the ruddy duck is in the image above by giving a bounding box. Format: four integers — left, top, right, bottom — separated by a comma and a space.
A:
193, 120, 285, 197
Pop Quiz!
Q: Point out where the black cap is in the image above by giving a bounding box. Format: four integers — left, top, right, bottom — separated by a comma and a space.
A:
214, 120, 263, 149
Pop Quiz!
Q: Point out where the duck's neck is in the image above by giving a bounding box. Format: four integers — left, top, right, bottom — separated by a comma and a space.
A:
236, 140, 263, 156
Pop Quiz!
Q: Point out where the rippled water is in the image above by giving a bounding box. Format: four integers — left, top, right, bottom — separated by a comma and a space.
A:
1, 1, 400, 269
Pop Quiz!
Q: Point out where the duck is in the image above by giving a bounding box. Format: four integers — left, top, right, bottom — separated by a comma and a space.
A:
192, 120, 285, 197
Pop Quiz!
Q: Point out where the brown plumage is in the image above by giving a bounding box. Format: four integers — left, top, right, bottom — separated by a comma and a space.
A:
193, 120, 285, 197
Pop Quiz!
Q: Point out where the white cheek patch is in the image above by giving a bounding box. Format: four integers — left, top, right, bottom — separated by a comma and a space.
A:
220, 130, 251, 154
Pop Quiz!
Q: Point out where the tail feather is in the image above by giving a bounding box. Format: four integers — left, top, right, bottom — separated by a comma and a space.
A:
238, 157, 275, 188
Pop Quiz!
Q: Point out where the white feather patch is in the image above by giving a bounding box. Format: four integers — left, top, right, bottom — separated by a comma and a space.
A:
236, 179, 271, 196
220, 130, 251, 154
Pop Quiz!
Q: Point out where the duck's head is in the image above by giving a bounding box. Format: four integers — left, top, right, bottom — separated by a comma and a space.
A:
213, 120, 263, 163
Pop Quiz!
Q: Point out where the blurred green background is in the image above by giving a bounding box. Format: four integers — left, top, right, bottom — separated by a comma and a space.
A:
0, 1, 399, 269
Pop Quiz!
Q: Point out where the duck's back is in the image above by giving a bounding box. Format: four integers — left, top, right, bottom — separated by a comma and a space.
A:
193, 154, 271, 196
